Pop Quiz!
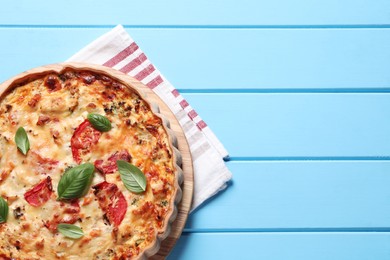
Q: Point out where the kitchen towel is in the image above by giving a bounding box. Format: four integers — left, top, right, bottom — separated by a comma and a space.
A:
68, 25, 232, 211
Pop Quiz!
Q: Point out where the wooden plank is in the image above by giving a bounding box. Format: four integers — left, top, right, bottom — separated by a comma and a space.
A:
184, 93, 390, 157
0, 0, 389, 26
169, 232, 390, 259
186, 161, 390, 230
0, 28, 390, 90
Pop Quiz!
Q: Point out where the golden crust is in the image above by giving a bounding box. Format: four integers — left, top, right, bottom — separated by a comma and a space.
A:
0, 68, 179, 259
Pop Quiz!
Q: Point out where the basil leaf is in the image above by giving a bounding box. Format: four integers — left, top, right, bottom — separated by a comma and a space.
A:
57, 163, 95, 200
117, 160, 147, 193
57, 223, 84, 239
87, 113, 112, 132
0, 197, 8, 223
15, 127, 30, 155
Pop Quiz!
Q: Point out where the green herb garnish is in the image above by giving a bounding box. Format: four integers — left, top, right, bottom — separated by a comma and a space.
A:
15, 127, 30, 155
57, 223, 84, 239
87, 113, 112, 132
117, 160, 147, 193
0, 197, 8, 223
57, 163, 94, 200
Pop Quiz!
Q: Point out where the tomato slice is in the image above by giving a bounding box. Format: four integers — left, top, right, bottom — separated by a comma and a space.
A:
94, 150, 131, 174
24, 176, 53, 207
93, 181, 127, 226
71, 119, 101, 164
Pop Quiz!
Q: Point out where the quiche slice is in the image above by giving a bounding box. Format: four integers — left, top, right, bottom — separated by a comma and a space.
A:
0, 65, 183, 259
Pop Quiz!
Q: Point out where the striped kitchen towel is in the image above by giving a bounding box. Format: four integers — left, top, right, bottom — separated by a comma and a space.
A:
68, 25, 232, 211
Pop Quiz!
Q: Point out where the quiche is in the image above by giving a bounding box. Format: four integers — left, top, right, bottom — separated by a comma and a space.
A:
0, 65, 183, 259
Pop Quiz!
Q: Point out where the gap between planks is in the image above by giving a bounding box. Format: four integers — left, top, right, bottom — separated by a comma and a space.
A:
0, 24, 390, 29
182, 227, 390, 234
226, 156, 390, 162
178, 88, 390, 94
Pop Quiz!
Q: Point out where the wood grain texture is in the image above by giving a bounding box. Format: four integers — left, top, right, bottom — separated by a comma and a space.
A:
0, 63, 194, 259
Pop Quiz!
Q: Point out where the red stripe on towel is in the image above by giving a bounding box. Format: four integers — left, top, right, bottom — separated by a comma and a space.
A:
134, 64, 156, 81
146, 75, 163, 89
119, 53, 147, 74
172, 89, 180, 97
103, 42, 139, 67
197, 120, 207, 130
188, 110, 198, 120
180, 100, 189, 109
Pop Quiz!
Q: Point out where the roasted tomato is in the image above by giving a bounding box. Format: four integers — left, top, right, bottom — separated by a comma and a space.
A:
44, 75, 62, 92
93, 181, 127, 226
44, 200, 80, 232
24, 176, 53, 207
94, 150, 131, 175
71, 119, 101, 164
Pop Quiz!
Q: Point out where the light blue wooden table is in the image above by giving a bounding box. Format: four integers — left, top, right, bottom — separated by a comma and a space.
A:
1, 1, 390, 259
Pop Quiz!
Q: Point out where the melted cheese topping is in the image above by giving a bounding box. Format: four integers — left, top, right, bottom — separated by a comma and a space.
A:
0, 71, 176, 259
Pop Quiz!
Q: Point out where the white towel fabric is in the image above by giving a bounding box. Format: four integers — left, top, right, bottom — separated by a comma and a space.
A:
68, 25, 232, 211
